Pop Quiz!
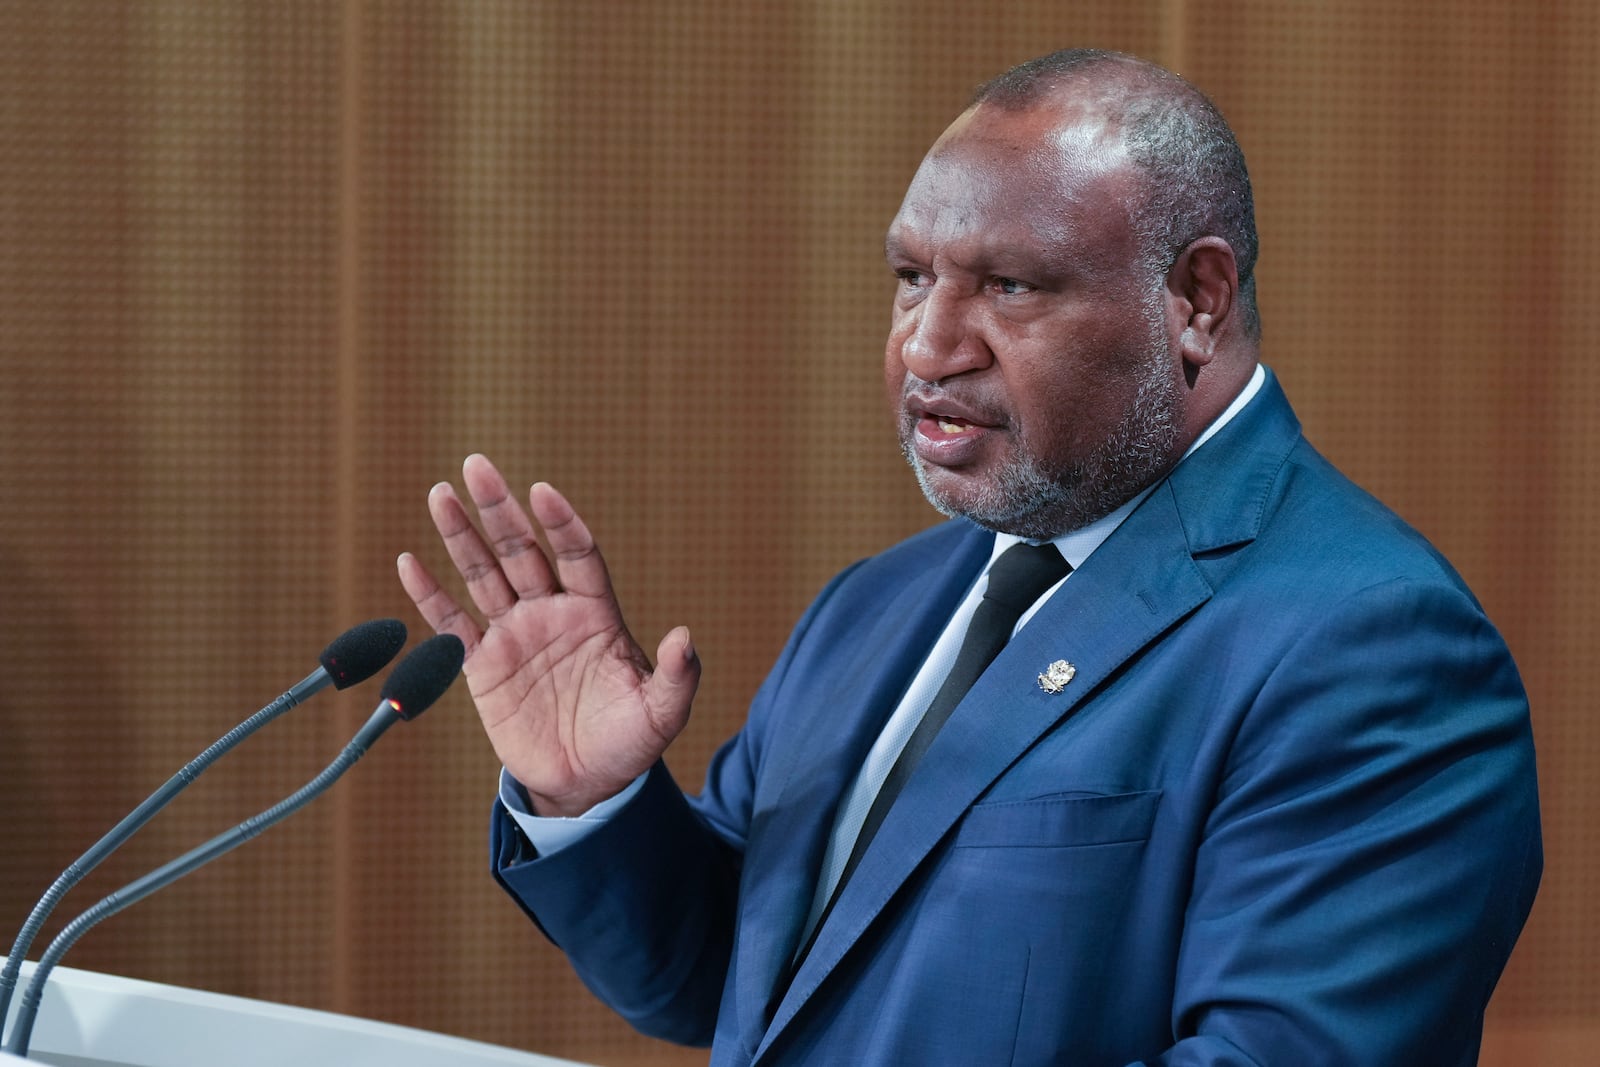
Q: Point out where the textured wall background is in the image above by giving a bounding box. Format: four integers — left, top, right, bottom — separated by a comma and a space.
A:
1, 3, 1594, 1064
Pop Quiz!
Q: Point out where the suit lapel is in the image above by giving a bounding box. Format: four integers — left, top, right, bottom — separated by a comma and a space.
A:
732, 527, 993, 1049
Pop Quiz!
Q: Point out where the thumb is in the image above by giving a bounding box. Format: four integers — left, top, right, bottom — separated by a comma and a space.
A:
644, 625, 701, 737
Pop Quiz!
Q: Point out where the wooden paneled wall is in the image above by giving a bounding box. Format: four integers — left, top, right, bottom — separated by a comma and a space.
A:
1, 3, 1593, 1064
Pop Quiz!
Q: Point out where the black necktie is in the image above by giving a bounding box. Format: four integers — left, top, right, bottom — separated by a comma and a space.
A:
793, 541, 1072, 969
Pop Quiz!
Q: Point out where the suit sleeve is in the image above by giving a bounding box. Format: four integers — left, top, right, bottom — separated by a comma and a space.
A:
1141, 576, 1541, 1066
490, 762, 739, 1046
486, 560, 866, 1047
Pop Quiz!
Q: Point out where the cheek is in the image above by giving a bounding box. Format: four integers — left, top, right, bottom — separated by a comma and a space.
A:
1005, 359, 1117, 458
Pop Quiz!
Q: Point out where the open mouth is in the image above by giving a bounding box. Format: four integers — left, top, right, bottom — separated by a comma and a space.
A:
903, 389, 1006, 464
916, 408, 994, 438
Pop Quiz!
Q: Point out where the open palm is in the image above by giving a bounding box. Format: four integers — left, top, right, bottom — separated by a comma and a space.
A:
398, 454, 699, 816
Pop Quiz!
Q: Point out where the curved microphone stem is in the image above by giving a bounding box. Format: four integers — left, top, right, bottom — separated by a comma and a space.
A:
0, 667, 334, 1034
2, 699, 397, 1059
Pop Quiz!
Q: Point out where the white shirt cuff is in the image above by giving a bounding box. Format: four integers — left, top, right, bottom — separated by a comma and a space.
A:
497, 767, 648, 856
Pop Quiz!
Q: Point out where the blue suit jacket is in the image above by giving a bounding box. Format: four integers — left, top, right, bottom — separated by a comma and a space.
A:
492, 372, 1541, 1066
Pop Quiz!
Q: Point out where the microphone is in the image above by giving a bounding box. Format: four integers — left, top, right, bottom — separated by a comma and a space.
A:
2, 633, 464, 1058
0, 618, 406, 1029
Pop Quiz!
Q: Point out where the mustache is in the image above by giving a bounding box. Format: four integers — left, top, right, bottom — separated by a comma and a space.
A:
898, 376, 1014, 428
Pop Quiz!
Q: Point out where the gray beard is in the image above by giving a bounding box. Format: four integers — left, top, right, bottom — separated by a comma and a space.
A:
901, 344, 1184, 540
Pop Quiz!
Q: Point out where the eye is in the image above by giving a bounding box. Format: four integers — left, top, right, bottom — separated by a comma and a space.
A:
895, 268, 931, 289
990, 276, 1034, 296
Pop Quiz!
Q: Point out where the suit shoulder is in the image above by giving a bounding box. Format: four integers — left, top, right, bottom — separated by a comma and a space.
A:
1277, 439, 1473, 585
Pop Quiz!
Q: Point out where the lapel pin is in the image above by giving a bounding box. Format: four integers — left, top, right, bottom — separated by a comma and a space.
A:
1037, 660, 1077, 694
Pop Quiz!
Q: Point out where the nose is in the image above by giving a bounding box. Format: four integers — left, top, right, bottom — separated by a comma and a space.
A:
893, 284, 992, 382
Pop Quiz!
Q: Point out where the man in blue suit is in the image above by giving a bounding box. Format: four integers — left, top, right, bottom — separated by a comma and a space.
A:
399, 49, 1540, 1065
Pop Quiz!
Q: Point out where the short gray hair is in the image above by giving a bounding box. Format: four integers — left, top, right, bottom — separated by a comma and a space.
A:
972, 49, 1261, 339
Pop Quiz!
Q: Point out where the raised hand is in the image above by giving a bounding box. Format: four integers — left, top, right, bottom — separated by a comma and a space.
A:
397, 454, 700, 816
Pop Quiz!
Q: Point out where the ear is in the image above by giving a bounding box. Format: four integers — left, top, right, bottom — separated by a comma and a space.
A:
1164, 237, 1238, 368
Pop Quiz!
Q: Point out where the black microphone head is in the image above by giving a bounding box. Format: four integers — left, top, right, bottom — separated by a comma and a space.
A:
379, 634, 465, 720
320, 618, 408, 690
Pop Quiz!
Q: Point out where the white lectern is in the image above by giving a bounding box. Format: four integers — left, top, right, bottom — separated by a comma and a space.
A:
0, 959, 593, 1067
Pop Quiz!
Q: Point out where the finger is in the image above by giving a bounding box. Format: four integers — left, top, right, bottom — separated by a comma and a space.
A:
527, 481, 615, 600
428, 479, 520, 619
460, 453, 559, 600
643, 625, 701, 741
396, 551, 485, 655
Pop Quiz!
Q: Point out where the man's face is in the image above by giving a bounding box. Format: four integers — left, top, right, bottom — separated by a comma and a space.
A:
884, 102, 1189, 539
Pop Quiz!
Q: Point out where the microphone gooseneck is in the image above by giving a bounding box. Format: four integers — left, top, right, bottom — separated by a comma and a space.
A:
0, 618, 406, 1034
1, 633, 463, 1059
